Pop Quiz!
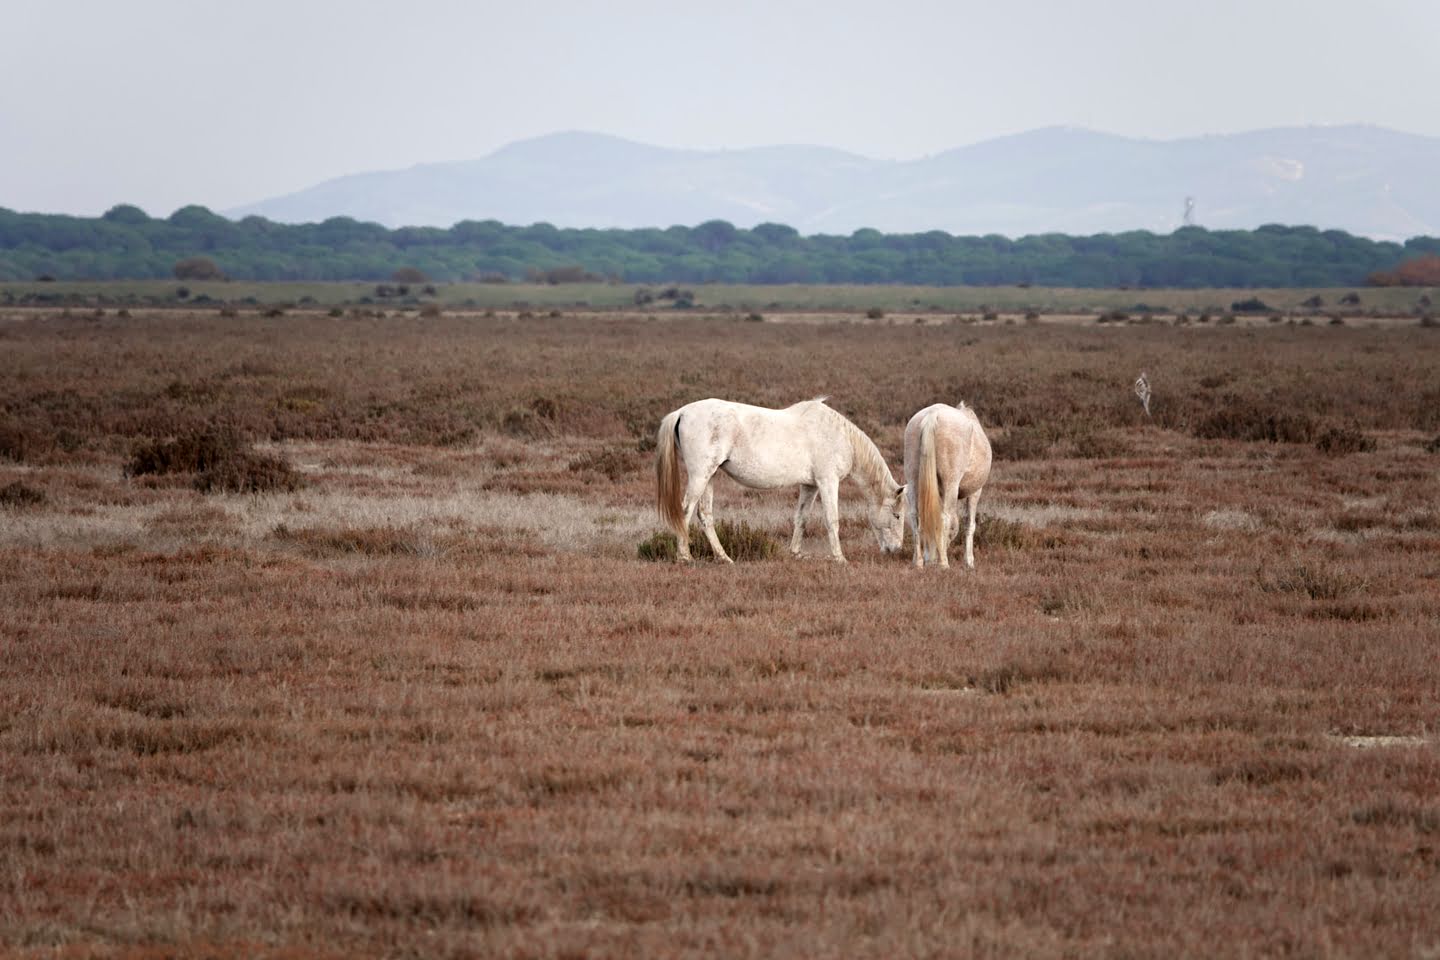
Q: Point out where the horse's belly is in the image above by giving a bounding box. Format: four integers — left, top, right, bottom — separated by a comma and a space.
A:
720, 453, 810, 489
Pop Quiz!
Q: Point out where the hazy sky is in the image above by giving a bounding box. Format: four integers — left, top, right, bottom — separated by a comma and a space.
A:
4, 0, 1438, 218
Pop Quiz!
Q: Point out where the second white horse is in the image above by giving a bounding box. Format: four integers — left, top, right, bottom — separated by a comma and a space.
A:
904, 403, 992, 569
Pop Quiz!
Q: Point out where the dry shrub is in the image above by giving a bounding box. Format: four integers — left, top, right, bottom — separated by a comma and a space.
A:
1309, 601, 1388, 622
1212, 757, 1315, 786
1194, 401, 1316, 443
1414, 389, 1440, 431
974, 659, 1067, 694
0, 419, 51, 462
0, 479, 46, 508
1259, 560, 1366, 601
1070, 429, 1132, 459
273, 524, 429, 557
637, 521, 779, 562
1350, 801, 1439, 833
567, 447, 638, 481
127, 427, 301, 494
1314, 425, 1376, 455
973, 515, 1033, 551
501, 396, 562, 438
991, 425, 1053, 460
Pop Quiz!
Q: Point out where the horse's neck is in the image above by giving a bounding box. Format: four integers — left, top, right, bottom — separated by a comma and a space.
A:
842, 419, 897, 501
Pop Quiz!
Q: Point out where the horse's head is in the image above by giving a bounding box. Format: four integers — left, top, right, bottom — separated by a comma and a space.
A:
869, 485, 906, 554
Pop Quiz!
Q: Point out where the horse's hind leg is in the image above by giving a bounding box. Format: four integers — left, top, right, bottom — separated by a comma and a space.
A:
676, 469, 711, 563
790, 485, 818, 557
936, 509, 952, 569
698, 482, 733, 564
963, 488, 982, 569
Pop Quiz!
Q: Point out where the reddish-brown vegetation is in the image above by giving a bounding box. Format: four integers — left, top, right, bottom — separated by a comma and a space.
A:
1368, 253, 1440, 287
1, 309, 1437, 957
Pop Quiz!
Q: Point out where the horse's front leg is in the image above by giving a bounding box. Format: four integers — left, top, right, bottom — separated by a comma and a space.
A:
790, 485, 818, 557
908, 495, 925, 568
817, 479, 846, 563
698, 482, 733, 564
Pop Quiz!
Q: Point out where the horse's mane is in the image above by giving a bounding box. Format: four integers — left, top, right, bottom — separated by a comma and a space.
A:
821, 406, 895, 496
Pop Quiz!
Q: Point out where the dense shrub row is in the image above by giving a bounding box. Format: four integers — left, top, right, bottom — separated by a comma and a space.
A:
3, 205, 1438, 287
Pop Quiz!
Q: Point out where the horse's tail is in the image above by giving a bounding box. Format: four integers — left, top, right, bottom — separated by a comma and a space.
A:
916, 409, 944, 561
655, 409, 685, 534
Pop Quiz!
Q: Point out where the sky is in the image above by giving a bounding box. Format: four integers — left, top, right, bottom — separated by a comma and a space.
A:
3, 0, 1439, 218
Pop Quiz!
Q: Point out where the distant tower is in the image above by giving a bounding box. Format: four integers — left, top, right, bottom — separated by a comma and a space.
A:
1183, 196, 1196, 227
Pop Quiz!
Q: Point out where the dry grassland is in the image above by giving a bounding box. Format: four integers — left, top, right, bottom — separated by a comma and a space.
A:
2, 308, 1439, 958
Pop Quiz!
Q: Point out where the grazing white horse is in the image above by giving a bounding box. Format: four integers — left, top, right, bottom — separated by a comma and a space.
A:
904, 402, 992, 569
655, 398, 905, 563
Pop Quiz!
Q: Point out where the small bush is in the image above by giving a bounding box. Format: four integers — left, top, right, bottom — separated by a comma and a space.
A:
419, 304, 442, 318
973, 515, 1032, 551
173, 257, 224, 281
1340, 292, 1361, 306
1231, 296, 1271, 313
127, 428, 301, 494
274, 524, 428, 557
865, 307, 885, 320
1259, 560, 1366, 601
1194, 403, 1316, 444
1071, 430, 1132, 459
567, 447, 635, 481
1426, 435, 1440, 454
991, 425, 1053, 460
1315, 426, 1376, 455
0, 421, 51, 462
638, 521, 779, 562
1301, 295, 1325, 308
1328, 315, 1345, 326
744, 312, 764, 323
0, 480, 46, 508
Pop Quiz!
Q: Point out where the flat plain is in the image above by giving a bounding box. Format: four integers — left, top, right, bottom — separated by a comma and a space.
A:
2, 305, 1438, 958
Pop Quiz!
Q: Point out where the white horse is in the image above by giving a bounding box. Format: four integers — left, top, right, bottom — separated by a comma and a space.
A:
904, 402, 992, 569
655, 398, 905, 563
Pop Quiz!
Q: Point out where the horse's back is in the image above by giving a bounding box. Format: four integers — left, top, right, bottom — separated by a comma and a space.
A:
673, 397, 842, 488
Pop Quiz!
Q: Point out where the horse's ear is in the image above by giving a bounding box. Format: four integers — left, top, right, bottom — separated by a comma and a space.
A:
894, 485, 907, 503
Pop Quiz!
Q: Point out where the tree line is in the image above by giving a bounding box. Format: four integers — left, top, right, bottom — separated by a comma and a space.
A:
2, 203, 1438, 287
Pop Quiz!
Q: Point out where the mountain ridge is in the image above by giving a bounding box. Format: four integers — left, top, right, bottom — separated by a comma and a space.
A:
225, 125, 1440, 241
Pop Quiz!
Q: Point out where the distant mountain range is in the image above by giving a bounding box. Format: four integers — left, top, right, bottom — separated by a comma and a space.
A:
226, 126, 1440, 240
